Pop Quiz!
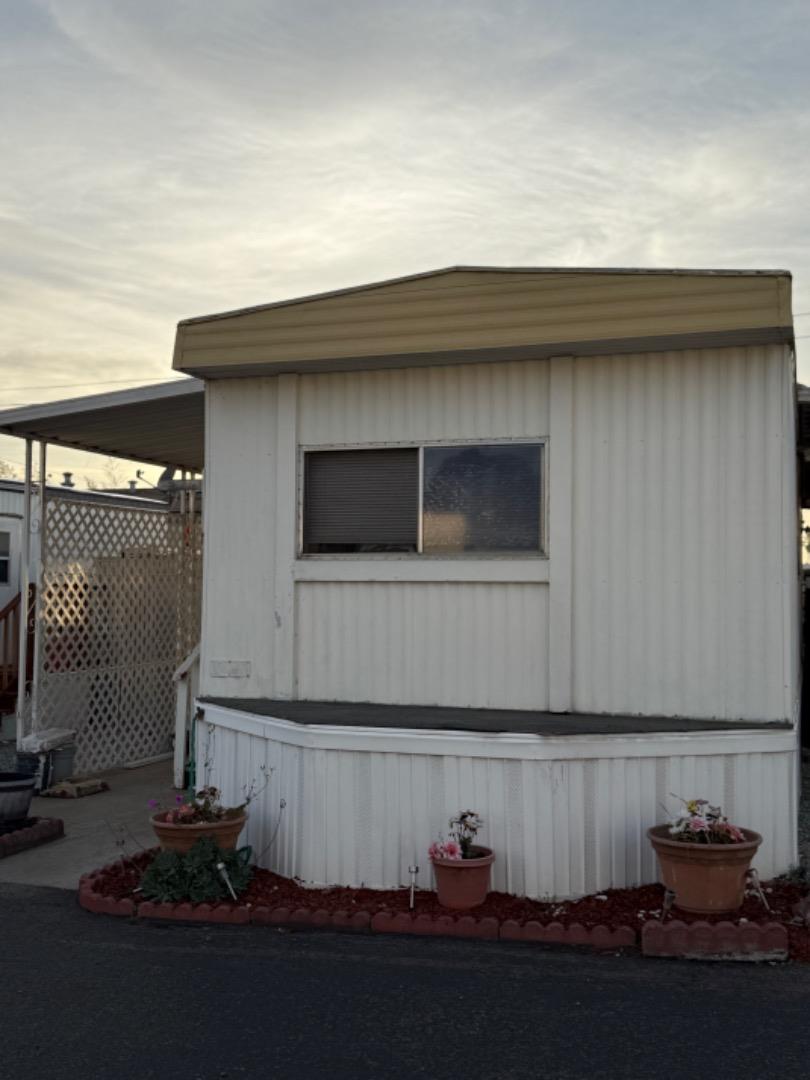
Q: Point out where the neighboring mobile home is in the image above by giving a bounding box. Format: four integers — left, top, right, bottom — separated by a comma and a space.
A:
174, 266, 799, 899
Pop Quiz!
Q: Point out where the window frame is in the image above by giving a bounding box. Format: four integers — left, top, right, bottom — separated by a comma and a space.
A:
297, 436, 548, 559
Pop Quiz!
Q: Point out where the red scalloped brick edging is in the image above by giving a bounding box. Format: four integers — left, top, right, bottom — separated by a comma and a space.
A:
0, 817, 64, 859
77, 870, 637, 947
642, 919, 788, 961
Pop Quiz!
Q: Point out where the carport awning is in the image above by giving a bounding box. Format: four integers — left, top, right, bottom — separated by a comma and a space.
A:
0, 379, 204, 470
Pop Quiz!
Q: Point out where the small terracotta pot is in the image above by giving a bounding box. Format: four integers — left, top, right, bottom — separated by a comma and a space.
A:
150, 812, 248, 854
431, 845, 495, 910
647, 824, 761, 914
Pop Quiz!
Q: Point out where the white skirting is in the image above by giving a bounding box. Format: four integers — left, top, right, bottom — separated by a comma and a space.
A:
197, 702, 798, 899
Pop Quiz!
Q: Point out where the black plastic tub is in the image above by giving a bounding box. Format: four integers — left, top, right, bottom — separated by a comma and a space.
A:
0, 772, 37, 824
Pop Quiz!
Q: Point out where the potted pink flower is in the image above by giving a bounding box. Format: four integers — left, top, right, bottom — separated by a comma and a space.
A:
149, 786, 248, 854
429, 810, 494, 910
647, 797, 761, 914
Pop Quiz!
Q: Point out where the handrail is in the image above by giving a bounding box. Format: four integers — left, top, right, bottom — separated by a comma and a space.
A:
0, 590, 21, 623
0, 586, 36, 694
0, 592, 21, 693
173, 642, 201, 789
173, 642, 200, 683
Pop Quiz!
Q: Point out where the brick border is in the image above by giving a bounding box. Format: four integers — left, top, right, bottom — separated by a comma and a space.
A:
77, 859, 790, 960
0, 817, 64, 859
77, 860, 637, 947
642, 919, 788, 961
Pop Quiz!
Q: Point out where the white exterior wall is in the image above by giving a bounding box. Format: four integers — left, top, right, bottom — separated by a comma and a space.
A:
296, 582, 549, 709
201, 344, 799, 724
572, 345, 798, 722
200, 703, 797, 895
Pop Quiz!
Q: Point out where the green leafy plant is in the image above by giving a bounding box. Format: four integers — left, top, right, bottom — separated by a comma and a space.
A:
140, 837, 253, 903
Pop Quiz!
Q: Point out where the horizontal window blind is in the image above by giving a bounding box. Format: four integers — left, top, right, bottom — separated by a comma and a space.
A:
303, 449, 419, 551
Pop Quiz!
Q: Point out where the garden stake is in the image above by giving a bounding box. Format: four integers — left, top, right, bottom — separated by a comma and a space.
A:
217, 861, 238, 901
661, 888, 676, 920
408, 865, 419, 909
746, 867, 771, 913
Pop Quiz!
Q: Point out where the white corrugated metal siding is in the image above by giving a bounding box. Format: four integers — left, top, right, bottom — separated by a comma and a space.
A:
296, 581, 549, 709
199, 340, 798, 898
201, 344, 797, 721
201, 705, 797, 897
0, 487, 23, 518
201, 378, 280, 699
201, 360, 552, 706
298, 359, 549, 445
571, 344, 796, 721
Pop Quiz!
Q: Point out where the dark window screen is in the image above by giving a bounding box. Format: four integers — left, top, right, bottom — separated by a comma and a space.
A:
303, 449, 419, 553
423, 443, 542, 553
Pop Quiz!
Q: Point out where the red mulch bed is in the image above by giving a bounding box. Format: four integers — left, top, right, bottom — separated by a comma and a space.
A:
89, 850, 810, 960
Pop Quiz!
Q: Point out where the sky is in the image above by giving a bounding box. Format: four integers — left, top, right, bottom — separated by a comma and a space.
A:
1, 0, 809, 486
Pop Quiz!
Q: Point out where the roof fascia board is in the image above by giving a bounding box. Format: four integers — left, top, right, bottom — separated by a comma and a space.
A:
181, 325, 794, 381
0, 379, 203, 433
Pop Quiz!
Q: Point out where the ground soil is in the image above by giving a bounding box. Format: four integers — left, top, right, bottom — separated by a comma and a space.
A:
90, 849, 810, 960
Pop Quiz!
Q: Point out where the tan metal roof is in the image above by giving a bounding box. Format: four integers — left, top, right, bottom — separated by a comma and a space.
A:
0, 379, 204, 470
173, 265, 794, 379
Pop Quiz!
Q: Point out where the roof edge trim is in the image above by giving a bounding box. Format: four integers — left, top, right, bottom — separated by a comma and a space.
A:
178, 325, 795, 381
177, 265, 793, 328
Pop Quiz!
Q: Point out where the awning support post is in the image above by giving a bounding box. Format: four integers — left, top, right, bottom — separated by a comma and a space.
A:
15, 439, 33, 751
30, 440, 47, 732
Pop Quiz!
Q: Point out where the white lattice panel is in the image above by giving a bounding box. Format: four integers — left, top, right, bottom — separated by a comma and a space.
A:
34, 498, 202, 775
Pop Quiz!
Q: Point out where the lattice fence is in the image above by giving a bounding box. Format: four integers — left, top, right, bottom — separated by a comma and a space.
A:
32, 497, 202, 775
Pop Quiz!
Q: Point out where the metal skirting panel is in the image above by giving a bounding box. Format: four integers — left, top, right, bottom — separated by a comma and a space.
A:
199, 708, 797, 898
571, 344, 797, 721
295, 581, 549, 710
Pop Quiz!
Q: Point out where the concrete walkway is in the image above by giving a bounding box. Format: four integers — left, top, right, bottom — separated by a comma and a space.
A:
0, 760, 176, 889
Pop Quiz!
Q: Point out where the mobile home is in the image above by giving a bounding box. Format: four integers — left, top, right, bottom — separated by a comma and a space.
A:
174, 266, 799, 898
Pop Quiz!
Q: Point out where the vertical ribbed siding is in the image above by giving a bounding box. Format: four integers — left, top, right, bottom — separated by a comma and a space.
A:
572, 344, 793, 721
295, 581, 549, 710
295, 359, 551, 710
199, 377, 279, 699
202, 345, 796, 719
0, 489, 23, 517
298, 359, 550, 445
201, 711, 797, 898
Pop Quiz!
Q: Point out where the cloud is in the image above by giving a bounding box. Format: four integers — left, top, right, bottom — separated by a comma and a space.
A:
0, 0, 808, 483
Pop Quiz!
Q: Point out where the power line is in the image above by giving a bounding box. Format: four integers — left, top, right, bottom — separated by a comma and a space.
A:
0, 375, 187, 395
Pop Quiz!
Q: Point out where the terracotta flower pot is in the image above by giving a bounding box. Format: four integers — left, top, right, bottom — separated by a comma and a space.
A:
431, 845, 494, 910
150, 812, 248, 854
647, 824, 761, 914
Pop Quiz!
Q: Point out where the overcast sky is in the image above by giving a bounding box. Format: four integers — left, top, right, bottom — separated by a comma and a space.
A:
1, 0, 809, 484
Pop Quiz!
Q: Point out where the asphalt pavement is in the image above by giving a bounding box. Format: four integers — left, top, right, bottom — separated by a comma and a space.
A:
2, 882, 810, 1080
